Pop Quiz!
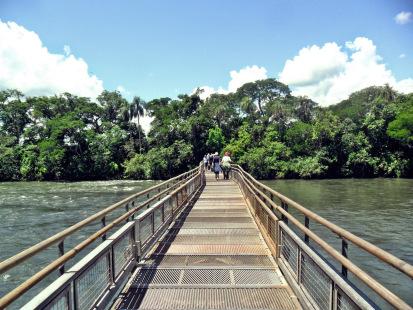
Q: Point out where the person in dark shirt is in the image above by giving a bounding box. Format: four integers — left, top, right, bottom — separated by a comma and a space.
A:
212, 152, 221, 180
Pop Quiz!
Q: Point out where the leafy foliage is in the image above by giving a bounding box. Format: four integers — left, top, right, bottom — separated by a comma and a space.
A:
0, 82, 412, 181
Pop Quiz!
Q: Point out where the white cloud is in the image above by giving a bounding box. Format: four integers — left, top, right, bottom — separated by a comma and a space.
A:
399, 53, 406, 59
279, 43, 347, 87
279, 37, 413, 106
0, 20, 104, 99
227, 65, 267, 93
395, 11, 412, 24
194, 65, 267, 99
63, 45, 71, 56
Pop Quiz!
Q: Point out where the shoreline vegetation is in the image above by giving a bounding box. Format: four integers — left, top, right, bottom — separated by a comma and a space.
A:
1, 81, 412, 181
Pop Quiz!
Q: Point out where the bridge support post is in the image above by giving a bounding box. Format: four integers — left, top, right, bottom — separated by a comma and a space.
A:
281, 202, 289, 225
341, 239, 348, 278
58, 241, 64, 275
304, 216, 309, 243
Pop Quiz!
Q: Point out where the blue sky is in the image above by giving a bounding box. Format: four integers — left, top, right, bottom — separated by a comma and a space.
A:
0, 0, 412, 105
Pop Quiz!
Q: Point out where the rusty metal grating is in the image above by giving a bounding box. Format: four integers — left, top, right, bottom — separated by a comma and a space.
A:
184, 208, 248, 213
185, 212, 250, 217
181, 222, 256, 229
117, 287, 298, 310
130, 268, 283, 287
233, 269, 283, 285
164, 244, 268, 255
161, 235, 262, 244
176, 228, 259, 235
145, 255, 274, 267
182, 217, 252, 223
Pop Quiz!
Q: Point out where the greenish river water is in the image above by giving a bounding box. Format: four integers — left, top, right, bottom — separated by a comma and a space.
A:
0, 180, 157, 309
0, 178, 412, 308
263, 178, 413, 308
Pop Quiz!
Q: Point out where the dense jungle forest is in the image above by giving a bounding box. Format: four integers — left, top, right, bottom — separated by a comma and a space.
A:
0, 80, 412, 181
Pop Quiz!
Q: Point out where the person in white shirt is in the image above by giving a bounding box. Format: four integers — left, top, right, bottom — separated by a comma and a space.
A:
221, 151, 232, 180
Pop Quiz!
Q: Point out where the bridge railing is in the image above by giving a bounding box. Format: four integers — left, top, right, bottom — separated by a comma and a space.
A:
230, 165, 413, 310
0, 164, 205, 309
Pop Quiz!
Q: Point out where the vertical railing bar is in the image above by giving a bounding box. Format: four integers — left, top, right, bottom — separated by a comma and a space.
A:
304, 216, 310, 243
101, 216, 106, 241
151, 212, 155, 235
341, 239, 348, 278
125, 203, 129, 222
131, 201, 135, 220
135, 219, 141, 260
58, 240, 65, 275
297, 246, 301, 283
110, 246, 115, 283
73, 278, 79, 310
332, 282, 338, 310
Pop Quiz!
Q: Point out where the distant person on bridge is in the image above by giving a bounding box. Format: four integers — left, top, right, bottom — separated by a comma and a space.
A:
203, 154, 208, 170
212, 152, 221, 180
208, 153, 213, 170
221, 151, 232, 180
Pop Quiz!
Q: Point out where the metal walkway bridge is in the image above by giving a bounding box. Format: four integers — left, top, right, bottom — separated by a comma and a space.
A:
0, 164, 412, 310
111, 174, 300, 310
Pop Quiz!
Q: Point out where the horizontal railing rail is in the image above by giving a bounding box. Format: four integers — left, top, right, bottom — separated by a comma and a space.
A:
0, 164, 204, 309
230, 164, 412, 310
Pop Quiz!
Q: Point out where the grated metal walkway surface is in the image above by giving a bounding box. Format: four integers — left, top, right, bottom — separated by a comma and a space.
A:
113, 173, 301, 310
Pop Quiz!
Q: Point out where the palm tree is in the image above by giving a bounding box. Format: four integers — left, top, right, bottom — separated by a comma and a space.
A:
129, 96, 145, 153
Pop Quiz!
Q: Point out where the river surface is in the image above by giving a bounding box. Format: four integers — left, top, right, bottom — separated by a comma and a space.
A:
0, 179, 412, 309
0, 180, 157, 309
263, 178, 413, 309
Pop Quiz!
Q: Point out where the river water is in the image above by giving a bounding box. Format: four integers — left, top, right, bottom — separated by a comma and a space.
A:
263, 178, 413, 308
0, 179, 412, 309
0, 180, 157, 309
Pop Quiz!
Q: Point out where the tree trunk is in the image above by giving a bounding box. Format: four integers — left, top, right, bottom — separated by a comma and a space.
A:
138, 114, 142, 154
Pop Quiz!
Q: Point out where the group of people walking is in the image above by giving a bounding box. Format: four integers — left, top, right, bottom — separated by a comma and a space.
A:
203, 152, 232, 180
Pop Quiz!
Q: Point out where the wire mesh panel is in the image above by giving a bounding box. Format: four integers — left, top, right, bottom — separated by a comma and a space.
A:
139, 214, 153, 245
300, 251, 332, 310
280, 230, 299, 277
113, 231, 134, 278
164, 199, 172, 221
337, 289, 361, 310
45, 288, 70, 310
74, 253, 112, 310
154, 206, 164, 231
268, 218, 277, 245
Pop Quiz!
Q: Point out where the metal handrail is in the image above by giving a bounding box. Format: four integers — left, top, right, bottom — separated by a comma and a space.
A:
231, 165, 413, 310
0, 165, 202, 309
0, 166, 198, 275
232, 164, 413, 278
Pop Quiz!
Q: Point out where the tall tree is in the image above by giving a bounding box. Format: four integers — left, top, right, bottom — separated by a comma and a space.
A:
130, 96, 145, 153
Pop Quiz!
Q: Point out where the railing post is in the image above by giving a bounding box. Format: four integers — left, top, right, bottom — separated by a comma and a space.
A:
341, 239, 348, 278
131, 201, 135, 220
125, 203, 129, 222
281, 202, 289, 225
58, 241, 64, 275
135, 220, 141, 260
270, 193, 274, 212
304, 216, 309, 243
152, 212, 155, 234
101, 216, 106, 241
